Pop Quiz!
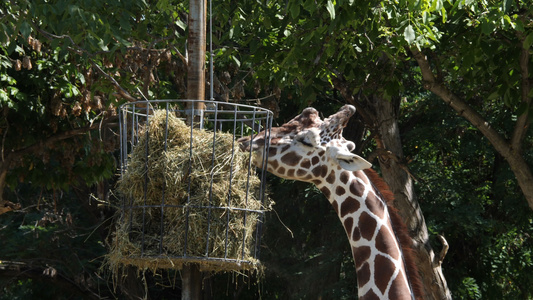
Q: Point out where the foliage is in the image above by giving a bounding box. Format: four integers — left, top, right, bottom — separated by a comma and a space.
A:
401, 93, 533, 299
0, 189, 110, 299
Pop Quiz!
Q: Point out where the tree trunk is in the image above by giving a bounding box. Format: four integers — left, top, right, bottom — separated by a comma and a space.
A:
372, 95, 452, 300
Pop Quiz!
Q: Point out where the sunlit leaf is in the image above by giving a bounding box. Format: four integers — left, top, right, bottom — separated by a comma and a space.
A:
326, 0, 335, 20
404, 24, 415, 44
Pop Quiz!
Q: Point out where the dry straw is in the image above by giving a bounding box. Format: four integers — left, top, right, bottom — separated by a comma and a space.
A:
107, 109, 270, 274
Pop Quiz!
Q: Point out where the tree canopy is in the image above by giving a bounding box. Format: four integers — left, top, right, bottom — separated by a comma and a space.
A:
1, 0, 532, 299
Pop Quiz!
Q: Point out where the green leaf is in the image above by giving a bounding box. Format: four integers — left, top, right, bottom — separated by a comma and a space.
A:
120, 12, 132, 33
431, 0, 443, 12
326, 0, 335, 20
175, 19, 186, 31
19, 21, 32, 39
231, 55, 241, 67
303, 0, 317, 13
487, 90, 500, 100
290, 2, 300, 19
301, 31, 315, 45
404, 24, 415, 44
97, 38, 109, 52
481, 19, 494, 35
502, 0, 513, 13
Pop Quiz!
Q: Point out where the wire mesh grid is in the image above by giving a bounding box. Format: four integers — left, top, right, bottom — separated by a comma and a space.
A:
115, 100, 273, 272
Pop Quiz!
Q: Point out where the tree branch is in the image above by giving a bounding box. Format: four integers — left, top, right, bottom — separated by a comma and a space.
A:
410, 47, 512, 158
90, 62, 139, 102
411, 47, 533, 210
435, 235, 449, 266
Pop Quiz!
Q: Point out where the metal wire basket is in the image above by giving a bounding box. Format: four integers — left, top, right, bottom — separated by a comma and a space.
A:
112, 100, 273, 272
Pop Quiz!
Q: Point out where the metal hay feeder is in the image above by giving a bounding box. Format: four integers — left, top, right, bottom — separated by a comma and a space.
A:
114, 100, 273, 272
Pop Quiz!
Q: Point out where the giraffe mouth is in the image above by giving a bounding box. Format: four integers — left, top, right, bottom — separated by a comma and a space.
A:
237, 136, 256, 152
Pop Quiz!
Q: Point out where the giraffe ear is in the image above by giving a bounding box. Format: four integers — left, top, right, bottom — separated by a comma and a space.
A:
336, 153, 372, 171
329, 146, 372, 171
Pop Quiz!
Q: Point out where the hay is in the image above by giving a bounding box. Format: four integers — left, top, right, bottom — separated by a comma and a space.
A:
108, 109, 269, 273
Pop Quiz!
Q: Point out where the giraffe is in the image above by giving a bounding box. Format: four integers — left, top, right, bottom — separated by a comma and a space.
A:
238, 105, 424, 300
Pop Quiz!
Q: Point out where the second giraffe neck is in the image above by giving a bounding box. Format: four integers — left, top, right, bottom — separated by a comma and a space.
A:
316, 169, 415, 300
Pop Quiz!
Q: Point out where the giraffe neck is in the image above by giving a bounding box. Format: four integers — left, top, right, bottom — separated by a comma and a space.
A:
317, 169, 416, 300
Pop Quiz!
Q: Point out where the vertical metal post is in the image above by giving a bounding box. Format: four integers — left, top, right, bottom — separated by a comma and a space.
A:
187, 0, 207, 126
183, 0, 206, 297
182, 264, 202, 300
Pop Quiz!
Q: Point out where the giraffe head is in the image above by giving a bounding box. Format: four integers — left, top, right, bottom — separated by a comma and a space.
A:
238, 105, 371, 182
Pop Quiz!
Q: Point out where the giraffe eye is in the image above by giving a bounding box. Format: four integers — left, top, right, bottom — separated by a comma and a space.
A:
296, 136, 313, 147
298, 139, 313, 147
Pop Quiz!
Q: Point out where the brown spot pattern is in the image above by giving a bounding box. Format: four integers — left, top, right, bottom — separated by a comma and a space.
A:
331, 200, 339, 214
349, 180, 365, 197
340, 171, 350, 184
312, 165, 327, 177
358, 212, 377, 241
388, 272, 409, 299
374, 254, 397, 294
326, 170, 336, 184
320, 187, 331, 199
343, 217, 354, 237
336, 186, 346, 196
287, 169, 295, 178
360, 289, 380, 300
352, 226, 361, 241
311, 156, 320, 165
365, 194, 386, 220
277, 167, 286, 176
357, 262, 371, 287
300, 159, 311, 169
353, 246, 371, 269
281, 152, 302, 166
375, 227, 400, 260
296, 169, 307, 177
340, 197, 360, 218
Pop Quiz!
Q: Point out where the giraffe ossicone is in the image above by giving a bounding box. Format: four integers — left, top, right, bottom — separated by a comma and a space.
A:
238, 105, 423, 300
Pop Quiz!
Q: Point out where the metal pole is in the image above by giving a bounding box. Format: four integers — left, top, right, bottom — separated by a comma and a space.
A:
187, 0, 207, 127
183, 0, 206, 297
182, 264, 202, 300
